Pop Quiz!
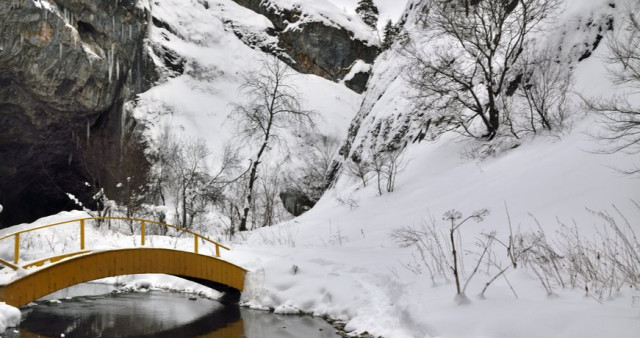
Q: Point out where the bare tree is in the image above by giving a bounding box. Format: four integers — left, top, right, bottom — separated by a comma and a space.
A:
405, 0, 560, 140
170, 137, 210, 229
149, 127, 241, 230
289, 134, 341, 203
584, 9, 640, 174
231, 56, 316, 231
217, 178, 247, 238
516, 46, 575, 134
371, 147, 409, 195
149, 125, 180, 207
255, 164, 289, 228
344, 159, 373, 188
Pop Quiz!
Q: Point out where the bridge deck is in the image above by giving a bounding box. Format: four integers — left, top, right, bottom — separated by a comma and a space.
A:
0, 217, 247, 307
0, 248, 246, 307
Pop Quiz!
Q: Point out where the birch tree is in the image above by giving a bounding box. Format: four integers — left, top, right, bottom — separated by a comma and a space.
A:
232, 57, 315, 231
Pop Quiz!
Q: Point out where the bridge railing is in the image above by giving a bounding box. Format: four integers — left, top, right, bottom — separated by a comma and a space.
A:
0, 217, 230, 270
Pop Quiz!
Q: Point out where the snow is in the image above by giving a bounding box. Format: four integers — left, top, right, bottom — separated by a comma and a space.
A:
341, 59, 372, 83
261, 0, 379, 44
133, 0, 361, 165
232, 0, 640, 336
0, 303, 20, 333
4, 113, 639, 337
2, 0, 640, 337
324, 0, 410, 33
231, 112, 640, 338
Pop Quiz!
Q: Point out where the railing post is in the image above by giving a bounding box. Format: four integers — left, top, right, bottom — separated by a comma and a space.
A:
194, 235, 198, 254
14, 233, 20, 264
215, 244, 220, 258
80, 219, 85, 250
141, 220, 146, 246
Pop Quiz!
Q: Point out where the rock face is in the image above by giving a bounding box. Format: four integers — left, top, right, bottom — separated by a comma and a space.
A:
333, 0, 617, 185
279, 190, 315, 217
0, 0, 150, 226
231, 0, 379, 93
0, 0, 380, 226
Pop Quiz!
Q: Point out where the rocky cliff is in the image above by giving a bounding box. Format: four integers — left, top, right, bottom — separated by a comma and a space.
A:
0, 0, 151, 226
336, 0, 617, 168
231, 0, 379, 93
0, 0, 380, 226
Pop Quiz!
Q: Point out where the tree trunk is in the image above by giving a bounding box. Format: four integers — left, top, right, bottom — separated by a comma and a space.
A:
182, 183, 187, 228
486, 95, 500, 140
239, 136, 271, 231
239, 158, 260, 232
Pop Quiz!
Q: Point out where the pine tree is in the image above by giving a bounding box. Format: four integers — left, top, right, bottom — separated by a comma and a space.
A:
356, 0, 379, 29
381, 20, 400, 50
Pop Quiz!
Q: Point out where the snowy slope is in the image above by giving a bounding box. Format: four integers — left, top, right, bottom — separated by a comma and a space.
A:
235, 0, 640, 337
132, 0, 362, 162
258, 0, 379, 44
324, 0, 410, 32
5, 118, 637, 337
234, 116, 640, 337
340, 0, 620, 163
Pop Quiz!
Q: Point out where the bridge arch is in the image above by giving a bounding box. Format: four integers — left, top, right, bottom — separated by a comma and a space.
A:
0, 248, 246, 307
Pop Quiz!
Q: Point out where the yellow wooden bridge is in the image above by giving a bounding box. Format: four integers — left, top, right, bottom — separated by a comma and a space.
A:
0, 217, 247, 307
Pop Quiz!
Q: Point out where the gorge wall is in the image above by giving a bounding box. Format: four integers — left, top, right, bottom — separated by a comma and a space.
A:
0, 0, 152, 226
231, 0, 379, 93
0, 0, 381, 226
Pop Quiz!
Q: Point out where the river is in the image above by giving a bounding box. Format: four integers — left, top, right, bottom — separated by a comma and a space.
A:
5, 283, 340, 337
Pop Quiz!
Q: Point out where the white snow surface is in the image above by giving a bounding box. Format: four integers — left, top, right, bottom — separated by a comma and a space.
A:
324, 0, 410, 32
259, 0, 379, 44
138, 0, 637, 336
2, 0, 640, 337
133, 0, 361, 168
0, 302, 20, 333
2, 116, 639, 337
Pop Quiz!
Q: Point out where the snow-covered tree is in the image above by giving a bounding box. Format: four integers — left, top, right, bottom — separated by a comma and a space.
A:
585, 9, 640, 175
381, 20, 400, 50
148, 128, 241, 230
356, 0, 379, 29
288, 134, 340, 203
405, 0, 560, 141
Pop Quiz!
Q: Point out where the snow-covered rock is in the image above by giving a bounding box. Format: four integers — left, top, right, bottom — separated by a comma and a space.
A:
0, 302, 20, 333
338, 0, 620, 164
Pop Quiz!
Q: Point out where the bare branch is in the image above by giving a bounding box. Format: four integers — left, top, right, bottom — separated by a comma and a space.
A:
230, 56, 316, 231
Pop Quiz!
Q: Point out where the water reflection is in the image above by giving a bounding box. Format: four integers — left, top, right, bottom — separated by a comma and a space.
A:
242, 310, 339, 338
11, 284, 339, 338
19, 293, 241, 337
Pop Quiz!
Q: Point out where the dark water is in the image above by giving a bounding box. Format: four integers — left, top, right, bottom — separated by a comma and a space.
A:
7, 284, 340, 338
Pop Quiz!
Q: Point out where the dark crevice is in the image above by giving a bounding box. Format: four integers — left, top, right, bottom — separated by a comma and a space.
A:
77, 21, 98, 37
